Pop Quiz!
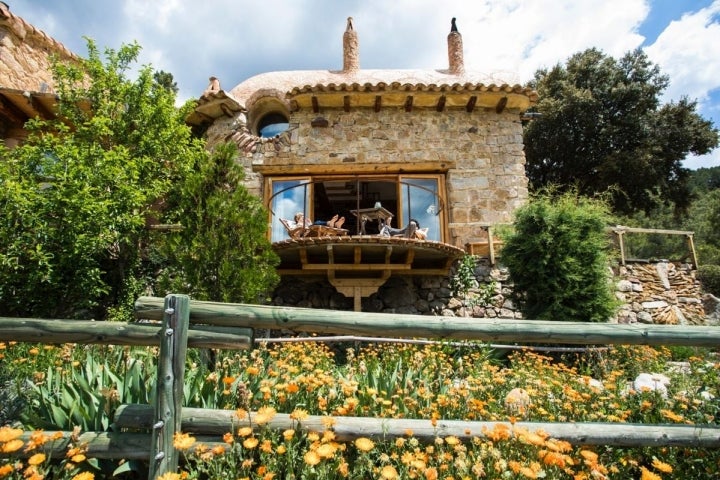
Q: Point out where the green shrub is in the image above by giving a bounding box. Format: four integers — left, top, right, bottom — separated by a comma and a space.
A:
697, 264, 720, 296
500, 192, 618, 322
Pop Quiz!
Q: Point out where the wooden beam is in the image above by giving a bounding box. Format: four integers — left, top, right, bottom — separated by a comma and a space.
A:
0, 93, 28, 126
495, 96, 508, 114
404, 96, 413, 112
436, 95, 446, 112
311, 96, 319, 113
343, 95, 350, 112
135, 296, 720, 347
253, 161, 455, 175
27, 95, 55, 120
465, 95, 477, 113
116, 405, 720, 448
0, 317, 252, 350
302, 264, 412, 271
374, 95, 382, 112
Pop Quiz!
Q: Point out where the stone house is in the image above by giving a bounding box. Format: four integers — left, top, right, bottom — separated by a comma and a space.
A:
0, 2, 78, 147
188, 18, 537, 310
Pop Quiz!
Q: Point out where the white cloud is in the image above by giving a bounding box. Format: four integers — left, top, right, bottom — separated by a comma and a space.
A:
645, 0, 720, 105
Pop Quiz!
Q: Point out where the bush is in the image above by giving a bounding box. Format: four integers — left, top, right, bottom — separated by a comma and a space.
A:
501, 192, 618, 322
697, 264, 720, 296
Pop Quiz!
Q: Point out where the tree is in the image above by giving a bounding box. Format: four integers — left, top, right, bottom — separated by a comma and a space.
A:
501, 192, 618, 322
524, 48, 718, 215
154, 70, 179, 94
0, 40, 278, 318
155, 142, 279, 303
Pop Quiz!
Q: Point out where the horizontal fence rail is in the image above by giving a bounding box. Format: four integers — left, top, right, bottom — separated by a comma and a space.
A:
135, 296, 720, 347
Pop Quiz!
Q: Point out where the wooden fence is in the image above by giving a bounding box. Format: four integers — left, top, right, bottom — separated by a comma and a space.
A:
1, 294, 720, 478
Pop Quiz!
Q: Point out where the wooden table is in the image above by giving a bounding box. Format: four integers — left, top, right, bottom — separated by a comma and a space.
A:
350, 207, 393, 234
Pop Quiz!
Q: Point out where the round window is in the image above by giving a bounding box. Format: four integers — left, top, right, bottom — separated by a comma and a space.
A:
258, 112, 289, 138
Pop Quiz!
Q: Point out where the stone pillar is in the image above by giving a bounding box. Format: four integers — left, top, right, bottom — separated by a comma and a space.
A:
343, 17, 359, 72
448, 17, 464, 75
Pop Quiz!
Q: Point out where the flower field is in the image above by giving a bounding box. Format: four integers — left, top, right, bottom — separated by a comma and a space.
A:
0, 339, 719, 479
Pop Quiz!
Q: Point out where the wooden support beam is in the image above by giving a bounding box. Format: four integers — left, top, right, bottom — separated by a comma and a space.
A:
343, 95, 350, 112
374, 95, 382, 112
149, 295, 190, 479
495, 96, 508, 114
0, 93, 28, 126
404, 95, 414, 112
311, 96, 319, 113
436, 95, 446, 112
466, 96, 477, 113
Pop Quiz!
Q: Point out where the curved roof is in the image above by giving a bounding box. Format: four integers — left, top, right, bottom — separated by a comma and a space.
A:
229, 68, 537, 108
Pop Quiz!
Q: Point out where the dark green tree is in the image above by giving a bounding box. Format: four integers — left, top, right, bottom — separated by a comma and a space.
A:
524, 48, 718, 215
155, 142, 279, 303
153, 70, 179, 94
501, 192, 618, 322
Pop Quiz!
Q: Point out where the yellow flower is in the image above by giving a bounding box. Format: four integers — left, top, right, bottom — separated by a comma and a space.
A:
380, 465, 399, 479
28, 453, 45, 466
651, 458, 673, 473
223, 432, 234, 444
254, 406, 277, 425
157, 473, 182, 480
290, 408, 310, 421
0, 464, 14, 477
238, 427, 254, 437
0, 426, 23, 443
71, 454, 87, 463
246, 366, 260, 375
316, 443, 337, 458
520, 466, 538, 479
261, 440, 273, 453
71, 472, 95, 480
424, 467, 438, 480
235, 408, 248, 421
304, 450, 321, 466
243, 437, 259, 449
355, 437, 375, 452
579, 450, 598, 463
321, 416, 337, 428
172, 432, 196, 451
283, 429, 295, 441
640, 466, 662, 480
2, 439, 23, 453
276, 445, 287, 455
444, 436, 460, 446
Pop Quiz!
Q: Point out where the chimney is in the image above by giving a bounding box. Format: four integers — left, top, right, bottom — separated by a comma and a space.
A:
447, 17, 464, 75
343, 17, 359, 72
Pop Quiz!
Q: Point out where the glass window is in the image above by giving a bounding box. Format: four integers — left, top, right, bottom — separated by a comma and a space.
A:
399, 177, 441, 241
270, 179, 311, 241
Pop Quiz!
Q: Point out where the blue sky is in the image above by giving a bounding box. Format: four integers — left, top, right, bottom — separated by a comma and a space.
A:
9, 0, 720, 168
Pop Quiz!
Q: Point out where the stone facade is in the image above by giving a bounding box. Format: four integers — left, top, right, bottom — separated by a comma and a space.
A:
0, 2, 75, 92
204, 108, 528, 248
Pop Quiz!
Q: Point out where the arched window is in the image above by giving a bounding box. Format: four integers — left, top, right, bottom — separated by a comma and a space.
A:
257, 112, 289, 138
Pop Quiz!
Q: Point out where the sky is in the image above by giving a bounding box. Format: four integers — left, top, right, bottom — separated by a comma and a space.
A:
9, 0, 720, 169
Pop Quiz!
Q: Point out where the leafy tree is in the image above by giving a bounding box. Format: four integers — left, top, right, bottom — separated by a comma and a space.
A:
0, 40, 278, 318
501, 192, 618, 322
155, 142, 279, 303
687, 166, 720, 194
154, 70, 179, 94
524, 48, 718, 215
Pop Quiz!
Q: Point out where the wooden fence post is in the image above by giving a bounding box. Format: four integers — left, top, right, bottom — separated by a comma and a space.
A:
149, 294, 190, 479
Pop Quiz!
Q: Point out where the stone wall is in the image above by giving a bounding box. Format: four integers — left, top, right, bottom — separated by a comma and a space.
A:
271, 259, 713, 325
205, 107, 528, 248
0, 2, 76, 92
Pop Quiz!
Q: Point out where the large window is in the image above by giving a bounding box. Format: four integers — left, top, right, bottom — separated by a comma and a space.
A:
268, 174, 445, 242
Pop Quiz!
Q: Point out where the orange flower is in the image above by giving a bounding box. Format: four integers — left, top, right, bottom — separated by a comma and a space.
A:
235, 408, 248, 421
238, 427, 254, 437
0, 464, 14, 477
337, 461, 349, 477
243, 437, 259, 449
579, 450, 598, 463
290, 408, 309, 421
651, 458, 673, 473
172, 432, 196, 451
246, 366, 260, 375
316, 443, 337, 458
2, 439, 23, 453
285, 383, 300, 393
222, 376, 235, 385
71, 473, 95, 480
355, 437, 375, 452
283, 429, 295, 441
322, 416, 337, 428
0, 427, 23, 443
261, 440, 273, 453
223, 432, 234, 444
380, 465, 398, 479
520, 466, 538, 478
28, 453, 46, 466
640, 466, 662, 480
424, 467, 438, 480
254, 406, 277, 425
304, 450, 321, 466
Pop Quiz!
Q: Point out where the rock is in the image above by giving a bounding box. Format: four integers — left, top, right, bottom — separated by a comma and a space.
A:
447, 297, 463, 309
618, 311, 637, 324
642, 300, 668, 309
637, 311, 653, 324
617, 280, 633, 292
655, 262, 671, 290
499, 308, 515, 318
505, 388, 532, 413
631, 283, 644, 292
633, 373, 670, 397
